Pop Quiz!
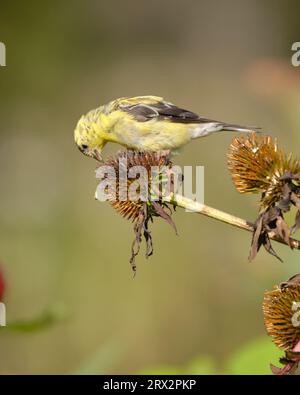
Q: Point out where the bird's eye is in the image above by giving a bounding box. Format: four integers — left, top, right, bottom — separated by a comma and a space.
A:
77, 144, 89, 154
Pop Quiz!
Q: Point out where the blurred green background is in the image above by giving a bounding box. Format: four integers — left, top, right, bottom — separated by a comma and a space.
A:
0, 0, 300, 374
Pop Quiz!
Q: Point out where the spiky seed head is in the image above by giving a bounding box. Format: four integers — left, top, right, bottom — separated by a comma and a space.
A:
95, 150, 177, 271
100, 150, 172, 222
227, 133, 300, 209
263, 276, 300, 351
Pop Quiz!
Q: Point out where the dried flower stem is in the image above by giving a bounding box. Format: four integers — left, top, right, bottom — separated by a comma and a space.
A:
163, 194, 300, 250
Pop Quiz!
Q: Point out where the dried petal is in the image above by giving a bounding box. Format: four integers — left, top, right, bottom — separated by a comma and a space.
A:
249, 208, 285, 262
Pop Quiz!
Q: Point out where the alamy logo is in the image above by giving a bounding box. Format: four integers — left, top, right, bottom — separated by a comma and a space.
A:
95, 160, 205, 208
0, 42, 6, 67
0, 302, 6, 326
291, 42, 300, 67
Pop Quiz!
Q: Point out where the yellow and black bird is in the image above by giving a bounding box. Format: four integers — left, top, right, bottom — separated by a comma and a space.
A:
74, 95, 257, 160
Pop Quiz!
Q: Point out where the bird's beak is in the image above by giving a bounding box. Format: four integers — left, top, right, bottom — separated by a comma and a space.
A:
91, 147, 103, 162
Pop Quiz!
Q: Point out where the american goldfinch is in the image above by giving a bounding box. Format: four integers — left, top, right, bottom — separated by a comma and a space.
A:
74, 95, 256, 160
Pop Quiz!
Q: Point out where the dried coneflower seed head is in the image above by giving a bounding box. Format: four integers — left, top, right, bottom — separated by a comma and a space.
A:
103, 150, 173, 222
263, 275, 300, 351
95, 150, 178, 272
228, 133, 300, 262
227, 132, 300, 209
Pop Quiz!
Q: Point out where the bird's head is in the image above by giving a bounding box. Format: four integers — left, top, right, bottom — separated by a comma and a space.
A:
74, 109, 106, 161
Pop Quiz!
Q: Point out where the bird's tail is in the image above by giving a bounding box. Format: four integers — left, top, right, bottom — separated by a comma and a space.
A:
191, 122, 260, 139
222, 123, 260, 133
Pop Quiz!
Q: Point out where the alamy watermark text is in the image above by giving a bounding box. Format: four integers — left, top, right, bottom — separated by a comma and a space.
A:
0, 302, 6, 326
291, 42, 300, 67
0, 42, 6, 67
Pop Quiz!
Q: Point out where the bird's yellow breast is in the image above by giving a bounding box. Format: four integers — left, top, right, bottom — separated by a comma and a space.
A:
108, 112, 192, 151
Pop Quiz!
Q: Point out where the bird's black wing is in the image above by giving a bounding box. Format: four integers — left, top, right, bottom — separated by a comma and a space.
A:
120, 100, 259, 131
120, 101, 207, 123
